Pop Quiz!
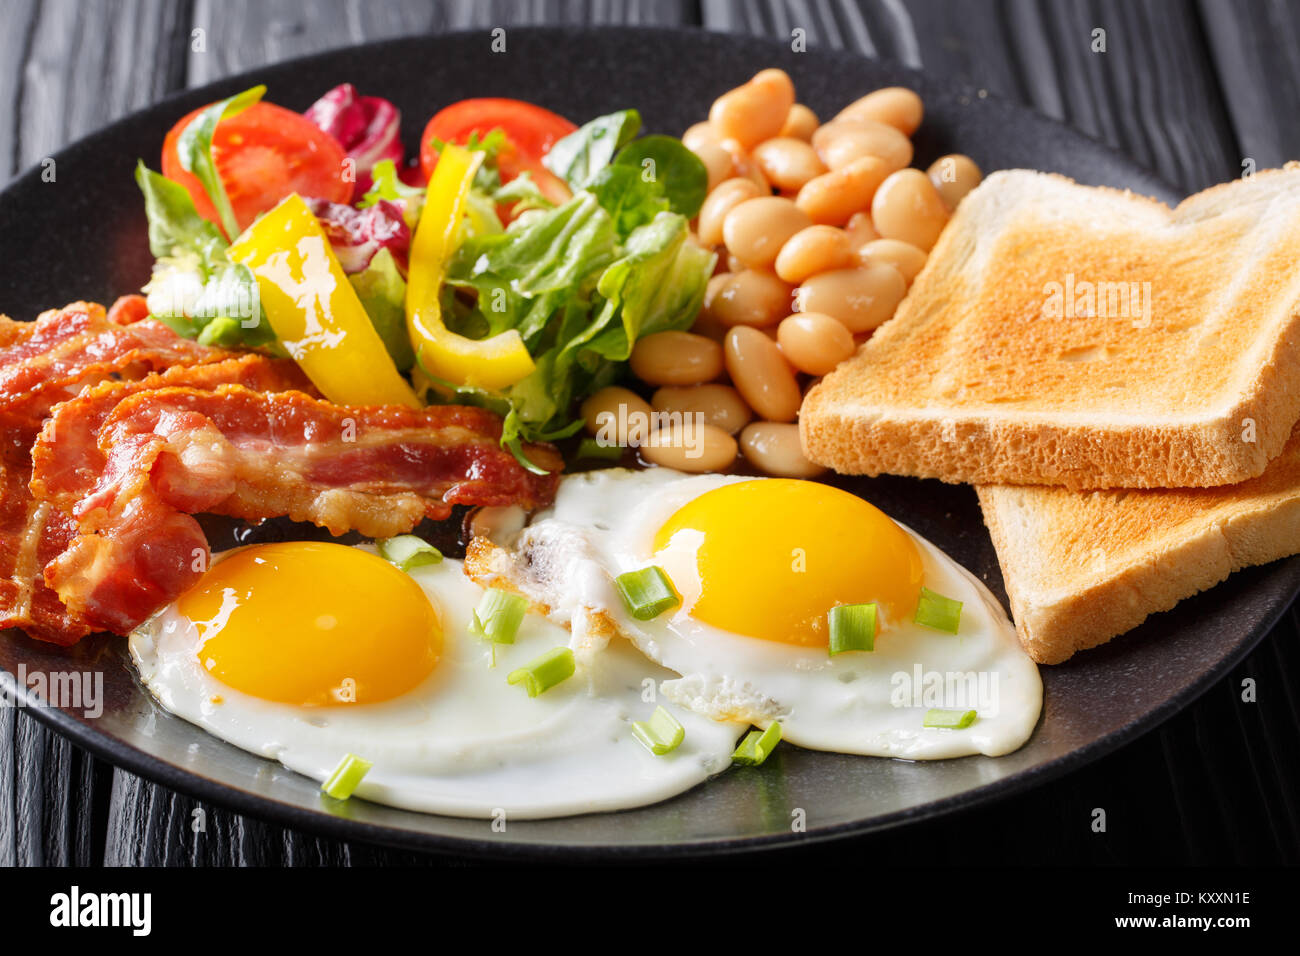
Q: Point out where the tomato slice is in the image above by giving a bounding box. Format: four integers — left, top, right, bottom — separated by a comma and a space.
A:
419, 98, 577, 207
162, 101, 351, 237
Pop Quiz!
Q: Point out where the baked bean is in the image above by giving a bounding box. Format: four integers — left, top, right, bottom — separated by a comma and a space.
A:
682, 122, 724, 153
795, 156, 891, 226
723, 196, 812, 270
580, 386, 654, 445
642, 421, 738, 473
927, 153, 983, 209
709, 68, 797, 149
702, 271, 731, 308
813, 120, 913, 173
836, 87, 924, 136
855, 238, 928, 284
724, 326, 802, 422
774, 225, 855, 284
630, 331, 724, 386
739, 422, 826, 478
723, 143, 772, 192
844, 211, 880, 248
703, 270, 794, 328
776, 312, 856, 375
690, 138, 736, 193
652, 384, 753, 434
692, 284, 730, 341
871, 168, 951, 251
796, 265, 906, 333
753, 137, 827, 192
779, 103, 819, 141
697, 178, 765, 247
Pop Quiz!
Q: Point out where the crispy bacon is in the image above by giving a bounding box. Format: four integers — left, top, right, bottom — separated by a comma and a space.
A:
41, 385, 561, 634
0, 301, 229, 432
0, 322, 309, 644
106, 294, 151, 326
31, 355, 316, 512
0, 448, 90, 645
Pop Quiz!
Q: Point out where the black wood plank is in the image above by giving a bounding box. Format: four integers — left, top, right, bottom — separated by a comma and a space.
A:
1198, 0, 1300, 169
702, 0, 1239, 192
0, 0, 40, 179
2, 0, 192, 179
188, 0, 694, 84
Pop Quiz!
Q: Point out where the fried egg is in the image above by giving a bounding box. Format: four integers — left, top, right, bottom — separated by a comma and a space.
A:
471, 468, 1042, 759
130, 541, 745, 819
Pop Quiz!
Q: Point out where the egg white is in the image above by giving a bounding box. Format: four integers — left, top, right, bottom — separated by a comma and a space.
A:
473, 468, 1043, 759
130, 549, 746, 819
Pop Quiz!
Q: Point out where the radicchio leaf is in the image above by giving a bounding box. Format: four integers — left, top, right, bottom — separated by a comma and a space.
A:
304, 83, 403, 200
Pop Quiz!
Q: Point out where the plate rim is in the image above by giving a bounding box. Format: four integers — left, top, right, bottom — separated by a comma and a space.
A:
2, 23, 1290, 861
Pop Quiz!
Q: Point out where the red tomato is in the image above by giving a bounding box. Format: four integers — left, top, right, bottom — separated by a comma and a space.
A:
162, 101, 351, 236
419, 98, 577, 207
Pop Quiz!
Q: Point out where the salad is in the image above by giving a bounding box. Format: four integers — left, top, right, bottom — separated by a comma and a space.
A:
134, 83, 716, 472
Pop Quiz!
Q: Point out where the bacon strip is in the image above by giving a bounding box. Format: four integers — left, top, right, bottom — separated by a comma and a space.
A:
0, 302, 308, 644
0, 448, 88, 645
0, 301, 230, 433
41, 385, 561, 634
31, 354, 316, 513
106, 294, 151, 326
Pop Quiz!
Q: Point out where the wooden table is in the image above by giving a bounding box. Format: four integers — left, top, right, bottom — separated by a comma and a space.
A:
2, 0, 1297, 866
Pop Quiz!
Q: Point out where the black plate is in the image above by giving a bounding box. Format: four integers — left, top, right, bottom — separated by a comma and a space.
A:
3, 26, 1297, 861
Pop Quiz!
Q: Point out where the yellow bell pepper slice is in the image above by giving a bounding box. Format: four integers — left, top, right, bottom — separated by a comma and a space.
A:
406, 144, 535, 391
228, 193, 420, 408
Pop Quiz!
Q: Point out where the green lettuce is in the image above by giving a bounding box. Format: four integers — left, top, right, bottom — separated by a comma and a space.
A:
134, 161, 275, 349
174, 85, 266, 239
543, 109, 642, 190
348, 247, 414, 370
434, 189, 714, 455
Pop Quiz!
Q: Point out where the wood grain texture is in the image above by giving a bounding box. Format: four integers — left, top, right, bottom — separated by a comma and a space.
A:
0, 0, 1297, 867
1198, 0, 1300, 170
702, 0, 1239, 192
188, 0, 693, 84
4, 0, 191, 176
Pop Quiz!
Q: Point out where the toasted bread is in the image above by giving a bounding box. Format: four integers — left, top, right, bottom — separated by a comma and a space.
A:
800, 167, 1300, 490
977, 424, 1300, 663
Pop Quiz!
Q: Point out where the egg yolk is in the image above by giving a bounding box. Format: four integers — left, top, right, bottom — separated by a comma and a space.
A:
652, 479, 924, 647
178, 542, 441, 706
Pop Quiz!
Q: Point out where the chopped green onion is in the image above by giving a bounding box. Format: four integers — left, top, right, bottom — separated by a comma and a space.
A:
507, 647, 575, 697
577, 437, 623, 461
923, 708, 977, 729
828, 603, 877, 655
631, 706, 685, 756
915, 586, 963, 633
470, 588, 528, 646
614, 566, 680, 621
732, 721, 782, 766
378, 535, 443, 572
321, 753, 372, 800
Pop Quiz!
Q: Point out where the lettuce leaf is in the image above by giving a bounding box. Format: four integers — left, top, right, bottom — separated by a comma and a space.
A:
348, 247, 414, 370
358, 158, 425, 222
175, 85, 266, 239
437, 193, 714, 444
543, 110, 642, 190
135, 161, 227, 266
134, 161, 275, 349
609, 135, 708, 219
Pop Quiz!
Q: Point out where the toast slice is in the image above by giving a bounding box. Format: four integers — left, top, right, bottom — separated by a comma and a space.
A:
800, 167, 1300, 490
977, 424, 1300, 663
